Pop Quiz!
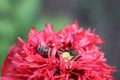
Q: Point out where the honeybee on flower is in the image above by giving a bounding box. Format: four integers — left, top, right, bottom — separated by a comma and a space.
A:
0, 21, 115, 80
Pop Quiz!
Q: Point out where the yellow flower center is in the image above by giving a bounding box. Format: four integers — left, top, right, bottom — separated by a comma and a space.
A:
61, 52, 74, 60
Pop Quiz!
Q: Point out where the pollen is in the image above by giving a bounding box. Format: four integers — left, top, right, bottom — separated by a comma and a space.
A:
61, 52, 74, 60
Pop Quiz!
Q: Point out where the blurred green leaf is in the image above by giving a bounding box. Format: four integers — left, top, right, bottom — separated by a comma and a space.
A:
0, 0, 11, 12
0, 20, 16, 38
15, 0, 43, 25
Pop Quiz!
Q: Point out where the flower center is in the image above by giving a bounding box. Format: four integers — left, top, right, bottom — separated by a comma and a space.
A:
61, 52, 74, 60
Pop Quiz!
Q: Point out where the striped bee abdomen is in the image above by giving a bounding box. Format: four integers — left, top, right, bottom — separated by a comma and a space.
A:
36, 45, 49, 54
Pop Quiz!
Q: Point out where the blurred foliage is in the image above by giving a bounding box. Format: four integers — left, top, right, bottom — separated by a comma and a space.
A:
0, 0, 72, 73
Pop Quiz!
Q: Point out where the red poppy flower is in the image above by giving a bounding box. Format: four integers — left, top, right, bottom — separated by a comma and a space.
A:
0, 21, 115, 80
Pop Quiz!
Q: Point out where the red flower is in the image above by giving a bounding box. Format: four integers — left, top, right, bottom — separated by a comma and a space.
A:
0, 21, 115, 80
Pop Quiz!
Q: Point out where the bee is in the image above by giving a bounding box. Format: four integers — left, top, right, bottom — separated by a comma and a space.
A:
36, 45, 78, 60
36, 45, 51, 57
36, 45, 49, 53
